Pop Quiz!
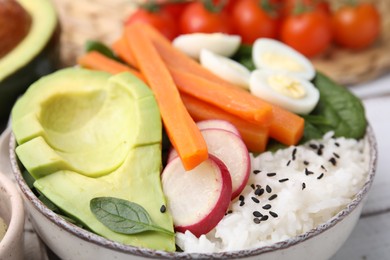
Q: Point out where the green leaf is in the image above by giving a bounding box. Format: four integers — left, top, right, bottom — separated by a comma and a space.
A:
85, 40, 119, 61
310, 72, 367, 139
90, 197, 174, 236
232, 44, 256, 71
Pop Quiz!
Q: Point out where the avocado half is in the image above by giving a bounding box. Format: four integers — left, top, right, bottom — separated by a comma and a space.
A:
0, 0, 60, 120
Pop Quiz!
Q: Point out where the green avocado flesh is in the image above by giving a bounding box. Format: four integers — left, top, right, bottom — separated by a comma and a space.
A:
11, 68, 175, 251
0, 0, 59, 119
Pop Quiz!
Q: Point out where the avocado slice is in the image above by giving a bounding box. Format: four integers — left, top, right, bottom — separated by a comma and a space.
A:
0, 0, 60, 120
12, 68, 175, 251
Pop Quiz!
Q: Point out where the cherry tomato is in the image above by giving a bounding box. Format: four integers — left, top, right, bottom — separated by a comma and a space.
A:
125, 8, 179, 40
179, 1, 234, 34
332, 3, 381, 49
280, 9, 332, 57
231, 0, 279, 44
158, 0, 190, 18
281, 0, 330, 17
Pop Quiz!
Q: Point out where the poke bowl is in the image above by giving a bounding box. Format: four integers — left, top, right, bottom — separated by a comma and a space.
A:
7, 21, 378, 260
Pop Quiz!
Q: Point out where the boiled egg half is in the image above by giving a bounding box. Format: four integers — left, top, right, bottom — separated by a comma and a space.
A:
249, 70, 319, 115
200, 49, 251, 89
173, 33, 241, 60
253, 38, 315, 80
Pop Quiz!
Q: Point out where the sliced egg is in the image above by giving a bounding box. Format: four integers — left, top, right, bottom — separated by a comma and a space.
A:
173, 33, 241, 60
249, 69, 319, 115
252, 38, 315, 80
200, 49, 251, 89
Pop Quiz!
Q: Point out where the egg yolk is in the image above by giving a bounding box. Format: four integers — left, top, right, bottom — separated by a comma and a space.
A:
261, 52, 304, 72
268, 75, 306, 99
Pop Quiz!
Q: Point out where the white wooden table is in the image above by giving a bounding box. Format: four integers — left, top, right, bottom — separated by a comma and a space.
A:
331, 73, 390, 260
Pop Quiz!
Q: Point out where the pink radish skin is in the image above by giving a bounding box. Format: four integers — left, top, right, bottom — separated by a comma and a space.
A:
167, 128, 250, 199
196, 119, 241, 137
161, 154, 232, 237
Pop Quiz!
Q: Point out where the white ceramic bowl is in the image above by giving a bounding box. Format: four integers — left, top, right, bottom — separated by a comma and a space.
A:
0, 171, 25, 260
9, 127, 377, 260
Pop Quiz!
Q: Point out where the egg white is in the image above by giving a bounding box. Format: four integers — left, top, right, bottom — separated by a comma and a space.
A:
249, 69, 319, 115
200, 49, 251, 89
252, 38, 315, 80
173, 33, 241, 60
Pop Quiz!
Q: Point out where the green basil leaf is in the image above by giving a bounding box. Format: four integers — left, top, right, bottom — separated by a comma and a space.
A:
90, 197, 174, 236
310, 72, 367, 139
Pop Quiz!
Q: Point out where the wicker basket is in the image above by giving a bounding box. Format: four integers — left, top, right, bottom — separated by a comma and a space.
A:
52, 0, 390, 85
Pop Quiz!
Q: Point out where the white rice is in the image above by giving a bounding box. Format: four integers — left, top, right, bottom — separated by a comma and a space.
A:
175, 132, 370, 253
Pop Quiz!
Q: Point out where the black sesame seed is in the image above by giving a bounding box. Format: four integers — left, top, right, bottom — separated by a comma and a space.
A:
317, 173, 324, 180
266, 185, 272, 193
160, 205, 166, 213
333, 152, 340, 159
269, 194, 278, 201
253, 218, 261, 224
303, 160, 309, 166
253, 169, 261, 174
302, 182, 306, 190
269, 211, 278, 218
251, 197, 260, 203
305, 168, 314, 176
239, 195, 245, 201
255, 187, 265, 196
292, 148, 297, 160
309, 143, 318, 149
253, 211, 263, 217
239, 201, 245, 207
262, 204, 272, 210
251, 184, 256, 190
317, 148, 323, 156
321, 165, 327, 171
335, 142, 340, 147
286, 160, 291, 166
329, 157, 337, 166
261, 215, 269, 221
227, 210, 233, 214
267, 172, 277, 177
319, 144, 324, 149
279, 178, 289, 183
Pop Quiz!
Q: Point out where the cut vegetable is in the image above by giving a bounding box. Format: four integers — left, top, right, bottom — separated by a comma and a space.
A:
112, 36, 138, 68
170, 68, 273, 125
77, 51, 145, 81
200, 49, 251, 89
181, 93, 269, 153
161, 155, 232, 237
250, 69, 320, 115
252, 38, 315, 80
196, 119, 241, 137
125, 23, 208, 171
172, 33, 241, 59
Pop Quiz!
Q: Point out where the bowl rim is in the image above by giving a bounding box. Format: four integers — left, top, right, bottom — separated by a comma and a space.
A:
9, 125, 378, 259
0, 170, 25, 251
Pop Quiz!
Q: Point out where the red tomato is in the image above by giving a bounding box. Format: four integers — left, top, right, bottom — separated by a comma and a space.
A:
332, 3, 381, 49
281, 0, 330, 17
280, 9, 332, 57
231, 0, 279, 44
179, 2, 234, 34
125, 9, 179, 40
158, 1, 190, 18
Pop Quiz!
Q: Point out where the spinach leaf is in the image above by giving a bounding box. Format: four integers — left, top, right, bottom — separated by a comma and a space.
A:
309, 72, 367, 139
85, 40, 119, 61
232, 44, 256, 71
90, 197, 174, 236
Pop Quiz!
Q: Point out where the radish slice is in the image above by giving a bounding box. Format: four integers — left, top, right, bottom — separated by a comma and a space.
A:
162, 155, 232, 237
167, 128, 250, 199
196, 119, 241, 137
201, 129, 250, 199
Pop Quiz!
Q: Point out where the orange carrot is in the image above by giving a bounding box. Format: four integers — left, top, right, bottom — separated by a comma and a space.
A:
125, 23, 208, 171
269, 106, 305, 146
181, 93, 269, 153
77, 51, 146, 81
112, 36, 138, 68
171, 68, 273, 125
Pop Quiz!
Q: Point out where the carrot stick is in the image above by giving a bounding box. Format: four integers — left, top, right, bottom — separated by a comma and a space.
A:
112, 36, 138, 68
125, 23, 208, 171
269, 106, 305, 146
181, 93, 269, 153
170, 68, 273, 125
77, 51, 146, 82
